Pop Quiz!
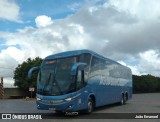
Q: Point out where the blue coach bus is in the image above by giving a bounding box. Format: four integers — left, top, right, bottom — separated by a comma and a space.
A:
28, 49, 132, 113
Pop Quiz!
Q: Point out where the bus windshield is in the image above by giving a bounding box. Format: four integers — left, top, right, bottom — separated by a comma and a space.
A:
37, 53, 91, 96
37, 57, 76, 96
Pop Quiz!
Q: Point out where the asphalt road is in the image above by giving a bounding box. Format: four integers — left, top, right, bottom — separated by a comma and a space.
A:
0, 93, 160, 122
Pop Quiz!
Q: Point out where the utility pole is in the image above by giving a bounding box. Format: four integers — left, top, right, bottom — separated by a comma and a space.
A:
0, 77, 4, 99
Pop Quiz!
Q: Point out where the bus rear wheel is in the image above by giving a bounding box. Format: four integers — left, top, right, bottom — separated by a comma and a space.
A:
120, 94, 125, 105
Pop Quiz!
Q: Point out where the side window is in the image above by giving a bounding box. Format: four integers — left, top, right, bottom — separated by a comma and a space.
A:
77, 70, 83, 89
91, 56, 98, 67
78, 53, 91, 65
91, 56, 105, 69
101, 60, 110, 76
89, 56, 104, 78
78, 54, 91, 82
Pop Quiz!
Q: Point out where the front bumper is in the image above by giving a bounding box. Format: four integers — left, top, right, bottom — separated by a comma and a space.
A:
37, 100, 77, 112
36, 94, 84, 112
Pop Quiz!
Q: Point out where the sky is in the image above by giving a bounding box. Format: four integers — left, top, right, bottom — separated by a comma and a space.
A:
0, 0, 160, 87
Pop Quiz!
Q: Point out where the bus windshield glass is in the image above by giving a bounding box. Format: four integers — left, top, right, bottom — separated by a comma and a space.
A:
37, 57, 77, 95
37, 53, 91, 96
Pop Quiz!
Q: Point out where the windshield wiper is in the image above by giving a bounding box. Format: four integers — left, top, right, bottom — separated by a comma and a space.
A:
43, 73, 51, 93
52, 76, 64, 95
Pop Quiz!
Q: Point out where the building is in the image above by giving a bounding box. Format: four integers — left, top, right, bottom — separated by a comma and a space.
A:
0, 78, 30, 99
0, 77, 4, 99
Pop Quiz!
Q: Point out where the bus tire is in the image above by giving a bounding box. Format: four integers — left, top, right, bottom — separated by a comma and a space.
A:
124, 94, 127, 103
86, 97, 94, 113
119, 94, 125, 105
125, 93, 128, 102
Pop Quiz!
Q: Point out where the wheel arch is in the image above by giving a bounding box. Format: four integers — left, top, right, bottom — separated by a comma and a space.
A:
87, 94, 96, 107
125, 91, 128, 101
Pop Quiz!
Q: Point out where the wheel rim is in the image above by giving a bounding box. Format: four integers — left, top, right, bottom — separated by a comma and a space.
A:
121, 97, 124, 105
88, 100, 93, 113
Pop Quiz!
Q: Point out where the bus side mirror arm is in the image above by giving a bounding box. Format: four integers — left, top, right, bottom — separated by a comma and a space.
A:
71, 63, 87, 88
28, 66, 40, 79
71, 63, 87, 76
81, 70, 87, 86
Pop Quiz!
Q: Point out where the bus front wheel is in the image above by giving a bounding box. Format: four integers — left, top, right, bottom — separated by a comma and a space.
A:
86, 98, 94, 113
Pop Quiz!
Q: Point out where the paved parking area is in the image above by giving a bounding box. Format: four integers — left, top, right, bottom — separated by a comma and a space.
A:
0, 93, 160, 121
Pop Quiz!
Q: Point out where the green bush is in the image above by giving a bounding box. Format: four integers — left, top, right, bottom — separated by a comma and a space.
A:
133, 74, 160, 93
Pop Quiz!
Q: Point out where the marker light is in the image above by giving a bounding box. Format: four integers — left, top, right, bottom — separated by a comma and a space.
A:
65, 93, 81, 102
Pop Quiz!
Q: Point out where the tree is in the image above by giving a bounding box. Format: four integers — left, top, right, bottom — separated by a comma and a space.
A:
14, 57, 42, 90
133, 74, 160, 93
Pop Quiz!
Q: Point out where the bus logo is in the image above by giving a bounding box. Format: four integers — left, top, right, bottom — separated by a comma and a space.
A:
2, 114, 11, 119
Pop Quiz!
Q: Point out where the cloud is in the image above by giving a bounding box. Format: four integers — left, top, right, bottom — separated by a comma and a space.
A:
138, 50, 160, 76
118, 61, 141, 76
109, 0, 160, 20
35, 15, 54, 28
68, 2, 83, 12
1, 0, 160, 87
0, 47, 19, 79
71, 0, 160, 55
0, 0, 21, 22
0, 47, 25, 86
118, 49, 160, 76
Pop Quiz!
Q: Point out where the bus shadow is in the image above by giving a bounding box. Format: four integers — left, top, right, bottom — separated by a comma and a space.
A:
94, 102, 127, 112
41, 103, 130, 119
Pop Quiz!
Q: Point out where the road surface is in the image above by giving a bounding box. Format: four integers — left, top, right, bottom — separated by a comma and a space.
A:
0, 93, 160, 122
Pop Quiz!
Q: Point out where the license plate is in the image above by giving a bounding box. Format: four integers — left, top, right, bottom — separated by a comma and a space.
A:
49, 108, 56, 111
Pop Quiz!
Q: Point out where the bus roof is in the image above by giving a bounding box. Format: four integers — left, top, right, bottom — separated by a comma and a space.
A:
45, 49, 119, 64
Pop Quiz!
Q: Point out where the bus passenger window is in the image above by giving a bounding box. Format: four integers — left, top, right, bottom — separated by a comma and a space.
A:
77, 70, 83, 89
79, 54, 91, 65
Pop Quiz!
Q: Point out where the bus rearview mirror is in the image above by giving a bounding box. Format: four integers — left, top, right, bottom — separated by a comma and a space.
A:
71, 63, 87, 76
28, 66, 40, 78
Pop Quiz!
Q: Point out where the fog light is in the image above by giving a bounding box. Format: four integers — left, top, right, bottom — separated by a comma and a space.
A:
68, 105, 72, 108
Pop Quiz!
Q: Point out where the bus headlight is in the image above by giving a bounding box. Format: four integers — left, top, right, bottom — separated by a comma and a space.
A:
65, 93, 81, 102
36, 97, 41, 101
65, 97, 72, 101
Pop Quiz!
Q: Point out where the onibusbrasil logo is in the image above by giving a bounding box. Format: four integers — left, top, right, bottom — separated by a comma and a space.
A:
1, 114, 42, 120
